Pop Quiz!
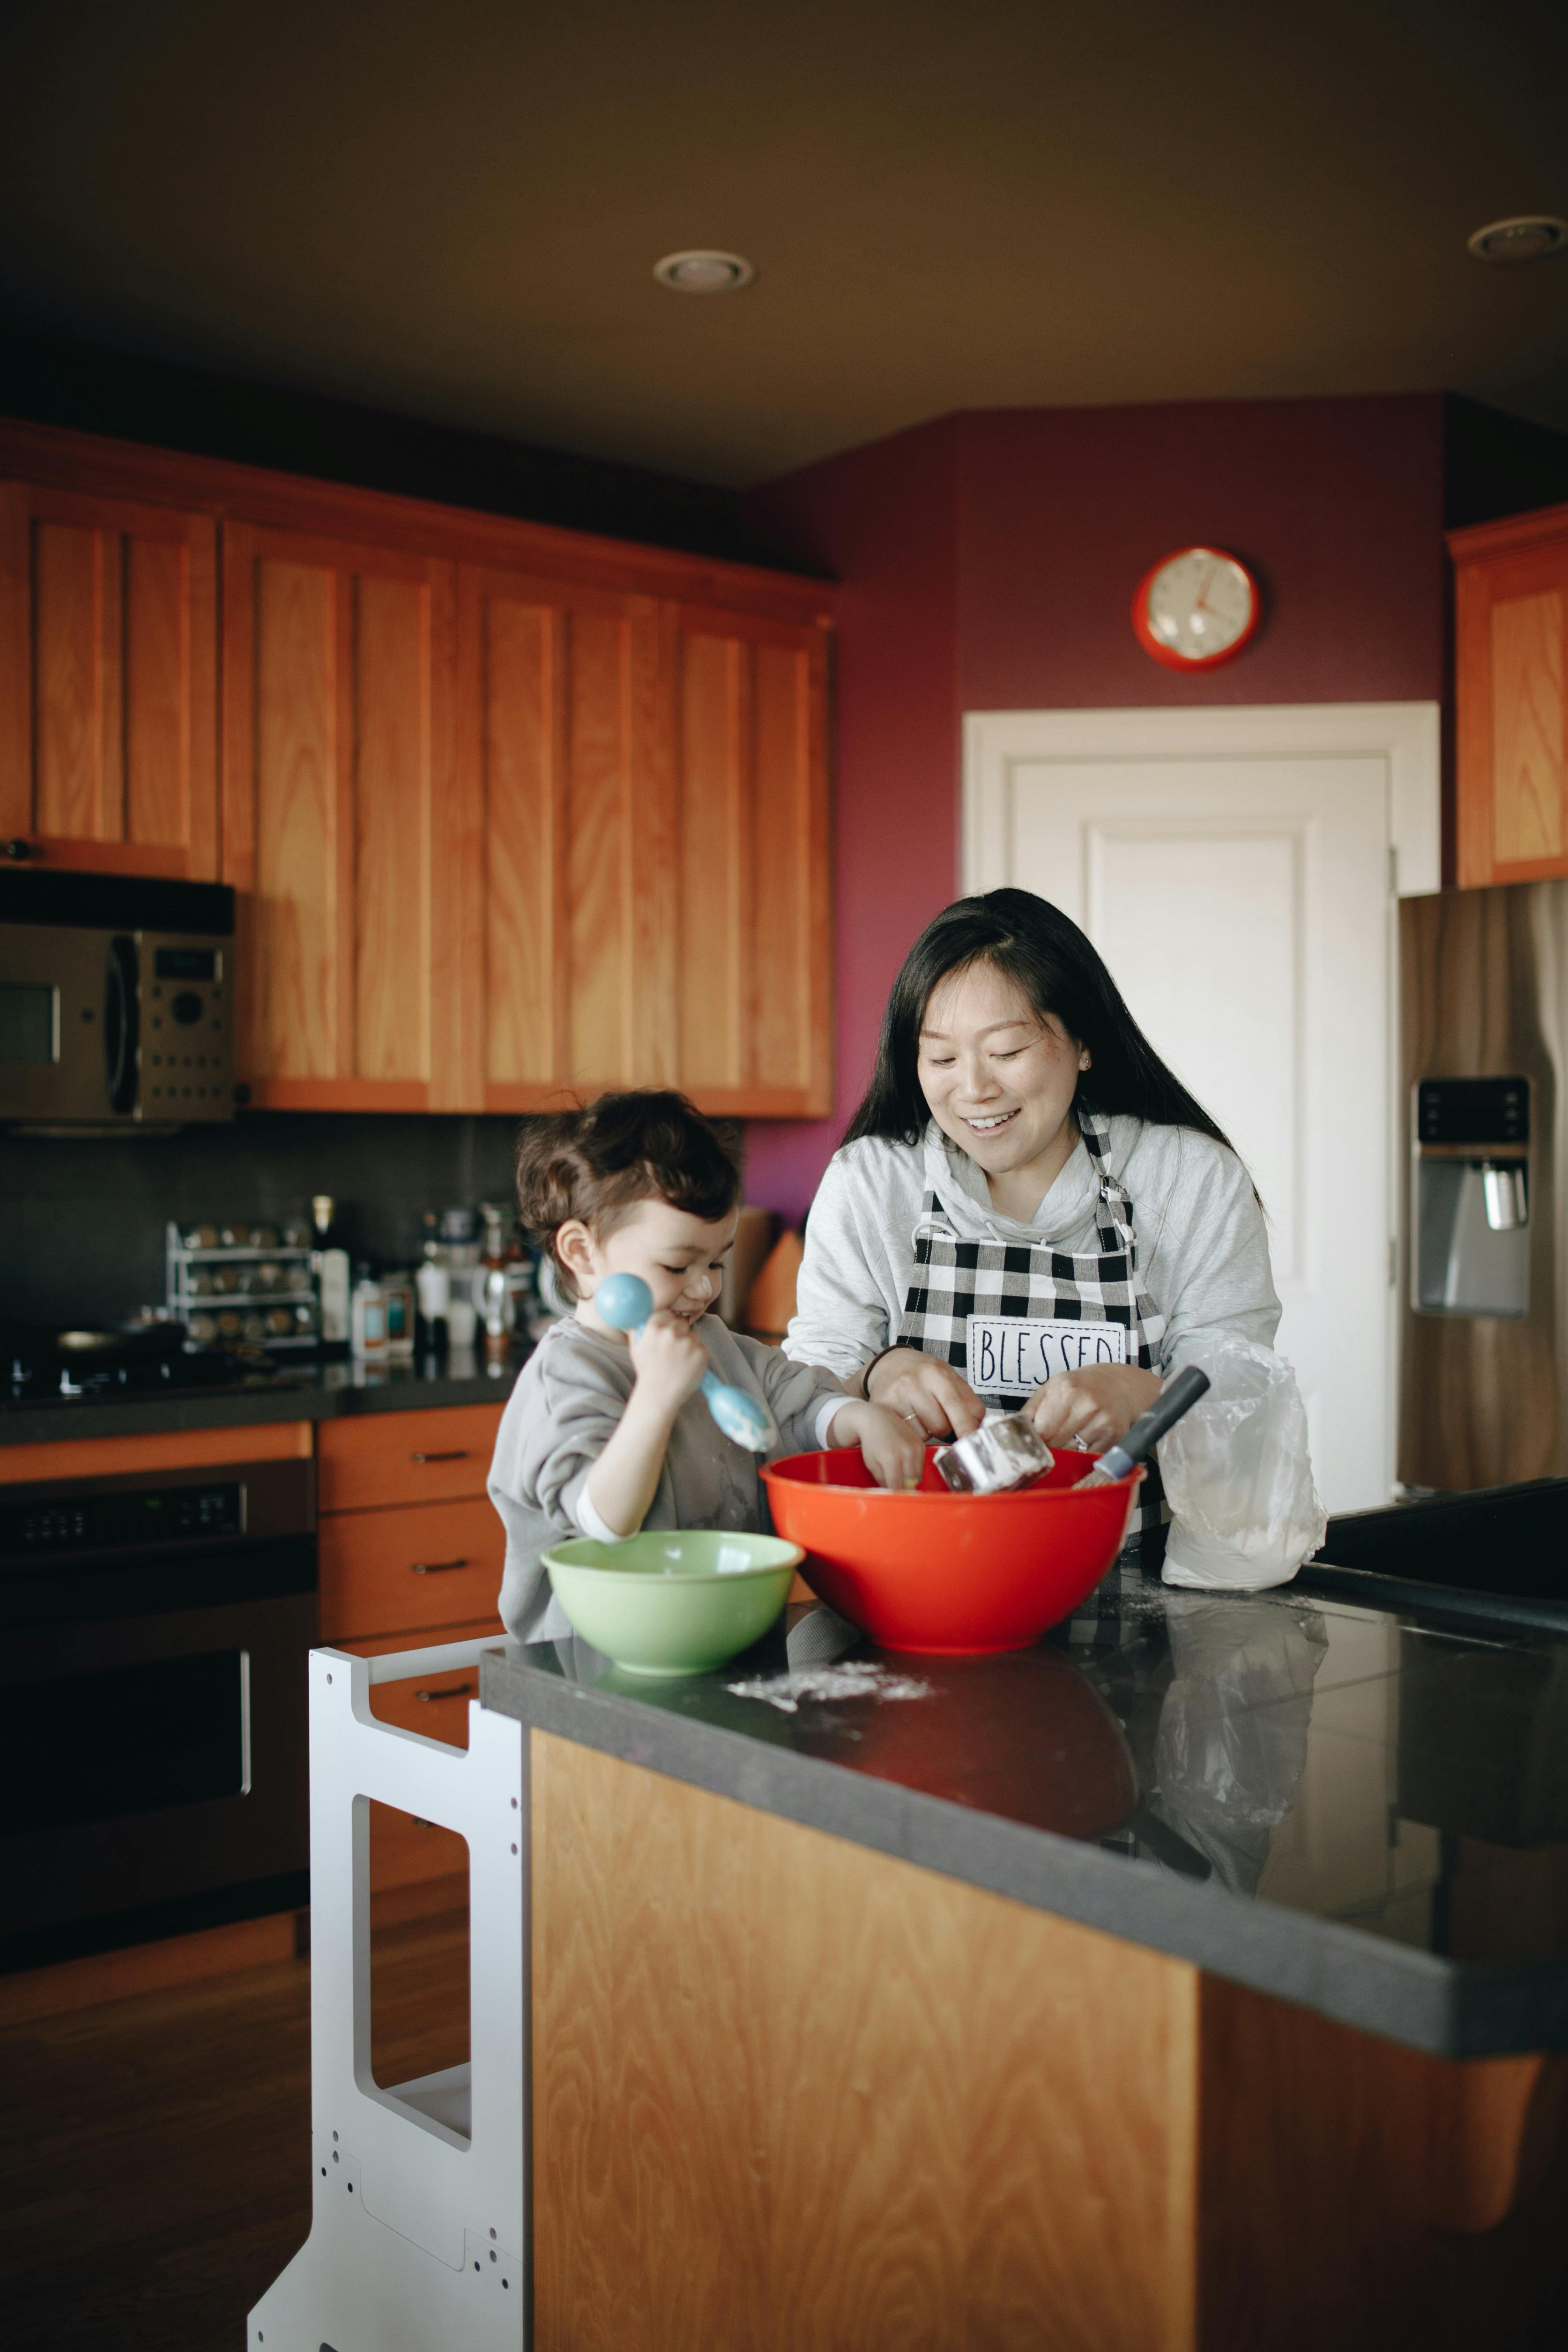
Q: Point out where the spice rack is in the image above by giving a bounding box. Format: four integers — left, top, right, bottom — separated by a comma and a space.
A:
166, 1221, 320, 1351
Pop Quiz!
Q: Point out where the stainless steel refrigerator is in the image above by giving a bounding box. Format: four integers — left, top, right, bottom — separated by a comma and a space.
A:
1400, 880, 1567, 1491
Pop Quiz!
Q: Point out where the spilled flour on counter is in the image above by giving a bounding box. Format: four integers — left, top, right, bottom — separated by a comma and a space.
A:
726, 1664, 933, 1714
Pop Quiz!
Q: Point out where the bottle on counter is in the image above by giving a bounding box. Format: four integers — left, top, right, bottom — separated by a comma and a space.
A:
350, 1267, 388, 1362
476, 1201, 520, 1360
381, 1270, 416, 1360
440, 1206, 480, 1351
416, 1213, 450, 1354
311, 1194, 352, 1347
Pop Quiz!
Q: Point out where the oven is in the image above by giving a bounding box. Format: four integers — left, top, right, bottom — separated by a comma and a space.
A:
0, 1455, 315, 1971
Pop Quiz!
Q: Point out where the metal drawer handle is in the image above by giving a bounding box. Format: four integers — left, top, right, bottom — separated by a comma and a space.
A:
411, 1448, 468, 1463
409, 1556, 469, 1575
414, 1682, 474, 1702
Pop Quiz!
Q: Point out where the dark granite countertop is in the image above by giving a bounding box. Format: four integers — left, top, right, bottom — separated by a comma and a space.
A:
479, 1563, 1568, 2060
0, 1347, 523, 1445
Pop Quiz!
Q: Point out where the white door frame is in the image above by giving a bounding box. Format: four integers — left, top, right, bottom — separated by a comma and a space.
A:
963, 703, 1440, 901
961, 701, 1441, 1507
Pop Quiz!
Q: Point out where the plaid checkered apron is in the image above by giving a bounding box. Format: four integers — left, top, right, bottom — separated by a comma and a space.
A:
895, 1111, 1168, 1541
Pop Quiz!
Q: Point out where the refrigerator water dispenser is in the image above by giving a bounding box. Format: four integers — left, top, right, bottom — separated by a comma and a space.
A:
1412, 1078, 1531, 1318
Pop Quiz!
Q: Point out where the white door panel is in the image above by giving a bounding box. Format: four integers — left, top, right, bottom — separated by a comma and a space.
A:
967, 707, 1440, 1516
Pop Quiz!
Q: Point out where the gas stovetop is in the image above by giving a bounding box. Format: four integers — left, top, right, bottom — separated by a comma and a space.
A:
3, 1324, 266, 1409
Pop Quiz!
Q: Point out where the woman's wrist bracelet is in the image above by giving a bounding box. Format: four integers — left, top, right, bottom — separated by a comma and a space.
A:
861, 1343, 915, 1400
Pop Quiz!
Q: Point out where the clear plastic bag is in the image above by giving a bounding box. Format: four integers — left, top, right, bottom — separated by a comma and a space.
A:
1158, 1335, 1327, 1591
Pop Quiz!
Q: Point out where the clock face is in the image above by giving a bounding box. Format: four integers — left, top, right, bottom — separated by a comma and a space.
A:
1132, 547, 1259, 670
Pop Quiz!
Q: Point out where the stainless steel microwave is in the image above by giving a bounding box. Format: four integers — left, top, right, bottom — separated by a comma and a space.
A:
0, 871, 236, 1128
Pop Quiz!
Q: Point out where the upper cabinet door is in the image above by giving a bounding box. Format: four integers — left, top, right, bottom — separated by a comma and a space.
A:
1451, 508, 1568, 888
454, 575, 832, 1118
453, 563, 668, 1110
0, 480, 218, 876
670, 605, 832, 1117
222, 522, 456, 1109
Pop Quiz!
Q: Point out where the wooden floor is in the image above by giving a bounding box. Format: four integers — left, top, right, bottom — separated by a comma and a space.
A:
0, 1906, 469, 2352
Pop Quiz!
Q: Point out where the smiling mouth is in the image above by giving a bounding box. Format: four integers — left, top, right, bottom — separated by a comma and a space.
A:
962, 1108, 1019, 1136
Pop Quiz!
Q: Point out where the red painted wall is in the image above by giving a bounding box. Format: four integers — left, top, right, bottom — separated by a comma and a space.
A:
957, 397, 1445, 712
742, 395, 1448, 1223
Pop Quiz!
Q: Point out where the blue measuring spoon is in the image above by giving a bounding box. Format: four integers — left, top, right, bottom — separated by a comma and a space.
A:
593, 1272, 778, 1453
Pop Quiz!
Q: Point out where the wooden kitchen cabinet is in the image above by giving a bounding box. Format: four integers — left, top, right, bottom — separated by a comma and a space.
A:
315, 1399, 507, 1513
449, 573, 832, 1116
449, 561, 668, 1108
221, 520, 459, 1109
1450, 500, 1568, 887
0, 476, 218, 877
319, 1496, 507, 1644
668, 601, 832, 1115
0, 418, 835, 1113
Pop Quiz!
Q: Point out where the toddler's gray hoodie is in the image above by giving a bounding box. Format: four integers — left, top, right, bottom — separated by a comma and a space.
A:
488, 1314, 846, 1644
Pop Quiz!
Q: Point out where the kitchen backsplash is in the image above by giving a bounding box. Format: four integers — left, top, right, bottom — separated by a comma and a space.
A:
0, 1114, 525, 1327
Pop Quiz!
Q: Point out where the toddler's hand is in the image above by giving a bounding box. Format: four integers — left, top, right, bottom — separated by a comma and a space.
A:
627, 1311, 709, 1414
830, 1399, 927, 1491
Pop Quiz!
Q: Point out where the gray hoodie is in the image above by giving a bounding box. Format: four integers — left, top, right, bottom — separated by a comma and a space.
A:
488, 1314, 847, 1643
784, 1116, 1280, 1382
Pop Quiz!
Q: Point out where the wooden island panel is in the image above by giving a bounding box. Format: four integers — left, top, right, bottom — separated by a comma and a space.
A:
531, 1732, 1568, 2352
531, 1730, 1200, 2352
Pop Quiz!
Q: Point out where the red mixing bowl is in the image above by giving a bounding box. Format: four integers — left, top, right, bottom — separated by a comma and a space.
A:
761, 1445, 1142, 1656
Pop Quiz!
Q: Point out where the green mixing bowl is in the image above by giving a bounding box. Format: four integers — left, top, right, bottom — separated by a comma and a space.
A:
542, 1530, 802, 1677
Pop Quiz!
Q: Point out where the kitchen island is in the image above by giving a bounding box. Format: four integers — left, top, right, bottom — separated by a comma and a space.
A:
478, 1567, 1568, 2352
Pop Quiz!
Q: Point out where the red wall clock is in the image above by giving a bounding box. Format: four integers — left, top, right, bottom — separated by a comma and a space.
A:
1132, 547, 1261, 671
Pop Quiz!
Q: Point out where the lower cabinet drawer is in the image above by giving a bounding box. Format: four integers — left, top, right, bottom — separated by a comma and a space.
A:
319, 1495, 505, 1642
316, 1402, 507, 1513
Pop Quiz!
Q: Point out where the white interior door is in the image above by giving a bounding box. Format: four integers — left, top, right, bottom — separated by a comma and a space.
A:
965, 704, 1440, 1515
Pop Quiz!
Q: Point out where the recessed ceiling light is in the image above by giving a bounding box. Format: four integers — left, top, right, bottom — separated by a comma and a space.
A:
653, 249, 756, 294
1467, 215, 1567, 264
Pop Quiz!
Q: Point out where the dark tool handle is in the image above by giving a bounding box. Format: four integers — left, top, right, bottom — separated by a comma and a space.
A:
1104, 1365, 1211, 1474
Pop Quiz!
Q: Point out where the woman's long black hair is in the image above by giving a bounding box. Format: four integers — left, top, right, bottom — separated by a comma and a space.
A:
844, 888, 1240, 1156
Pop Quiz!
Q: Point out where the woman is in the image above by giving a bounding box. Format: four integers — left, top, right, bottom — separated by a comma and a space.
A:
783, 889, 1280, 1545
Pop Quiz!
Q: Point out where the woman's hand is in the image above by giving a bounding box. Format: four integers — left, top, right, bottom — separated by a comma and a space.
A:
626, 1310, 710, 1413
864, 1347, 985, 1440
827, 1400, 928, 1491
1022, 1363, 1161, 1452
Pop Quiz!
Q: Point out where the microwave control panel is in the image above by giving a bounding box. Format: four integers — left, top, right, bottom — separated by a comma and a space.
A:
139, 934, 234, 1120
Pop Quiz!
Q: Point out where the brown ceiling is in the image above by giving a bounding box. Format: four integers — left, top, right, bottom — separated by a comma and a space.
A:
1, 0, 1566, 487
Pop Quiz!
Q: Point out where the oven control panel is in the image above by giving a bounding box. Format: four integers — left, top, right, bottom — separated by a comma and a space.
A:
0, 1456, 312, 1569
1, 1482, 244, 1560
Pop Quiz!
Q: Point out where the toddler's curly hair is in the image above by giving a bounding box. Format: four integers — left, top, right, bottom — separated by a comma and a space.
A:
515, 1090, 741, 1300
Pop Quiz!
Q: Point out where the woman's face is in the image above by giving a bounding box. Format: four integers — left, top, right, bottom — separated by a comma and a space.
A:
917, 960, 1089, 1180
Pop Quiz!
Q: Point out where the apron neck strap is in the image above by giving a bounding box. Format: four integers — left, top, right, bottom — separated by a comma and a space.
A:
1077, 1107, 1136, 1248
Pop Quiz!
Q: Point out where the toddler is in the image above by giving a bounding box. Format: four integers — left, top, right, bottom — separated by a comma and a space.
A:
489, 1089, 923, 1645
